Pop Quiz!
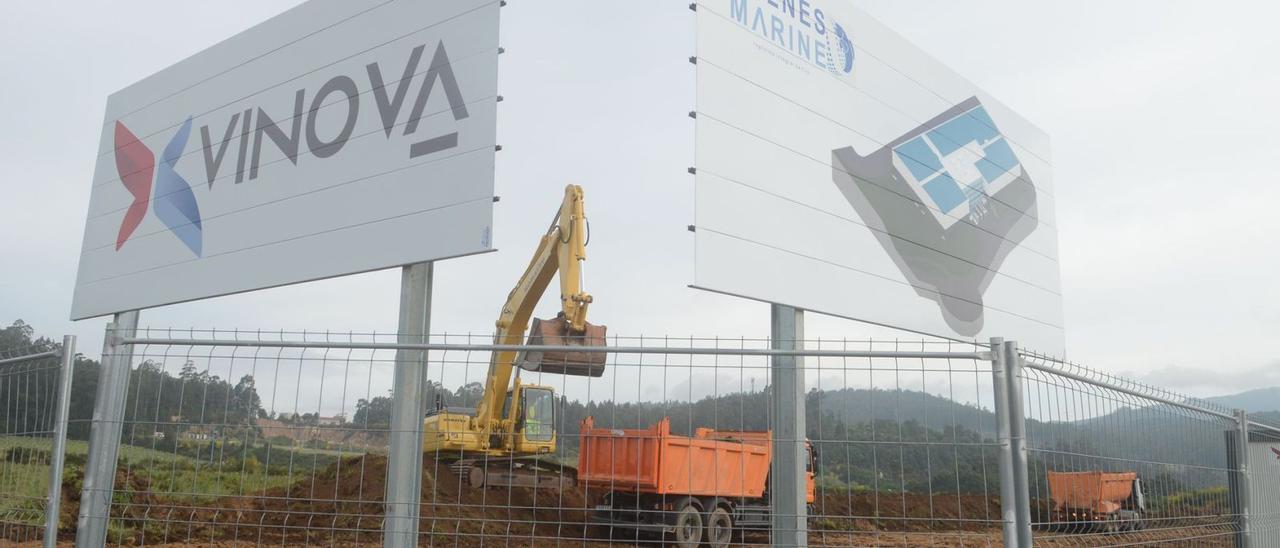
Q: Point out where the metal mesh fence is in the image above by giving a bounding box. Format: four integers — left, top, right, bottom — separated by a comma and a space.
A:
802, 339, 1002, 547
0, 344, 68, 545
105, 330, 397, 546
83, 329, 1005, 546
1020, 352, 1241, 546
62, 327, 1277, 547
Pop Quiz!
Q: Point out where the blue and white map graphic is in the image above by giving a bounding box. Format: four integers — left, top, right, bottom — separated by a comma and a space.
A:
891, 105, 1024, 229
831, 96, 1040, 336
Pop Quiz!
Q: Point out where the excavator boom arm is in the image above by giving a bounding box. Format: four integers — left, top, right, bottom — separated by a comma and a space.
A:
473, 185, 591, 428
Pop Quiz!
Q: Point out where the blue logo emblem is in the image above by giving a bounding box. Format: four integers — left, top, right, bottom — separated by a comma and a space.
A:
833, 23, 854, 74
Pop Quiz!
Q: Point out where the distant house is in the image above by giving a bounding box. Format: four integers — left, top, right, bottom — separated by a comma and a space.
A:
182, 425, 216, 441
254, 416, 384, 448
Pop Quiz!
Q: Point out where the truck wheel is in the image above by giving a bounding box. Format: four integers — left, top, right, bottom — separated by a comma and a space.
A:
705, 507, 733, 547
674, 499, 704, 548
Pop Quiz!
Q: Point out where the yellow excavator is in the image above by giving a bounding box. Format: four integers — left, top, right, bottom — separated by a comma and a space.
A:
423, 184, 608, 489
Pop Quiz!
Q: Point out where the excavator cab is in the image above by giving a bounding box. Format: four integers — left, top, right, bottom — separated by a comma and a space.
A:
516, 313, 608, 377
517, 385, 556, 444
495, 383, 559, 453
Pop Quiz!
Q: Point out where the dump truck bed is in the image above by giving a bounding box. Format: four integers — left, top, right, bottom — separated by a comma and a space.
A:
577, 417, 772, 498
1047, 471, 1138, 514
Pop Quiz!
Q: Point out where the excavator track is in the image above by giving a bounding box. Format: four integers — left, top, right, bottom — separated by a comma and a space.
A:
447, 457, 576, 491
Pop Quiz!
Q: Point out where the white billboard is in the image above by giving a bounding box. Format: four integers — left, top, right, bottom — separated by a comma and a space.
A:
71, 0, 501, 320
693, 0, 1063, 352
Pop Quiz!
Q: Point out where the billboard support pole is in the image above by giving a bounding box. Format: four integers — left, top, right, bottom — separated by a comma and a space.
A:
1235, 409, 1252, 548
76, 310, 139, 548
384, 262, 433, 548
990, 337, 1019, 547
770, 304, 807, 547
1003, 340, 1033, 547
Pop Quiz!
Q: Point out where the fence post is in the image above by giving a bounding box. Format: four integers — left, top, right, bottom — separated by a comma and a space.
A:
76, 311, 139, 548
384, 262, 432, 547
990, 337, 1019, 547
1004, 341, 1033, 547
770, 304, 807, 547
1235, 409, 1252, 548
44, 335, 76, 548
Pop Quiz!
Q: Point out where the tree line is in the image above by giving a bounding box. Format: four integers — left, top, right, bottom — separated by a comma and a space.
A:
1, 320, 266, 449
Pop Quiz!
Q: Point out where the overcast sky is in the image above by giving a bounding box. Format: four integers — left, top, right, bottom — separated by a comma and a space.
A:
1, 1, 1277, 399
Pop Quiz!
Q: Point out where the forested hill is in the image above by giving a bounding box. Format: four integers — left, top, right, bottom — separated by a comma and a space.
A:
548, 387, 997, 435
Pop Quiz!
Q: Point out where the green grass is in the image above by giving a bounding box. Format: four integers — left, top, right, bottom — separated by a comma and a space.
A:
0, 434, 378, 543
0, 435, 372, 513
0, 437, 60, 526
0, 435, 182, 465
127, 461, 301, 503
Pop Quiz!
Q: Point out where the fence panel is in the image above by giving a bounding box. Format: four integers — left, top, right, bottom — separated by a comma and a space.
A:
1019, 352, 1242, 546
93, 330, 396, 546
0, 340, 73, 546
802, 339, 1005, 546
82, 329, 1002, 546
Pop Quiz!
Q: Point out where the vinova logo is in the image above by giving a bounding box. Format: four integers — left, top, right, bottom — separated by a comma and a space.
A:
114, 117, 202, 256
113, 40, 471, 257
831, 97, 1039, 336
728, 0, 854, 77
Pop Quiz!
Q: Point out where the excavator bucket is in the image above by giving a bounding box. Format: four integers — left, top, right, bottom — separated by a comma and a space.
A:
517, 315, 607, 377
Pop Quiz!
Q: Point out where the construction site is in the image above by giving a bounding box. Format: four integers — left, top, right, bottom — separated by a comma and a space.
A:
1, 1, 1278, 547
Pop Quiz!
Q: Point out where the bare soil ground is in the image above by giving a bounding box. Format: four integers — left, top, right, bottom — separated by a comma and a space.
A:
9, 454, 1232, 546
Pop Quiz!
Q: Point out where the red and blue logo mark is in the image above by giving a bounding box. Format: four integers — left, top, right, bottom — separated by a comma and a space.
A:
114, 118, 203, 257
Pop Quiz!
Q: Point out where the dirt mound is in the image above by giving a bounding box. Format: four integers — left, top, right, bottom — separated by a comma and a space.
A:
61, 454, 591, 546
813, 492, 1003, 533
244, 454, 591, 544
51, 454, 1007, 545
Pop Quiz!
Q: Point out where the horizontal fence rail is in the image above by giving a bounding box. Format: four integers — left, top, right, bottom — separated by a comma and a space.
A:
0, 351, 59, 367
119, 336, 993, 361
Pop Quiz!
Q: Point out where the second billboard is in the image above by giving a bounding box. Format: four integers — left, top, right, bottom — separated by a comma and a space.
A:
693, 0, 1063, 352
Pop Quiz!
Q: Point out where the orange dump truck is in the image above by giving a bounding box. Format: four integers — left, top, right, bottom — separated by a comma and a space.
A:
1047, 471, 1145, 531
578, 417, 816, 547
